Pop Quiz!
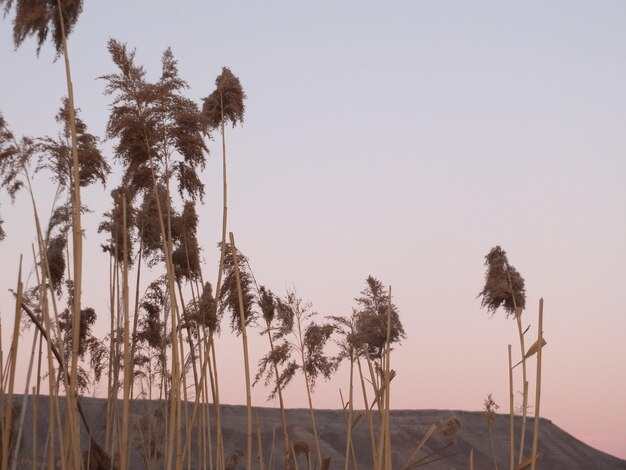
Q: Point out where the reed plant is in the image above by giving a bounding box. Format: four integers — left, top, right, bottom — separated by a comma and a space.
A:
479, 246, 547, 470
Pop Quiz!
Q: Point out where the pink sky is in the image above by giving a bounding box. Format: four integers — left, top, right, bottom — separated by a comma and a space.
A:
1, 1, 625, 460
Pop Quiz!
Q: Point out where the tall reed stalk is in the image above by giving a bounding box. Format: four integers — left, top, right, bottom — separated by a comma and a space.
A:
120, 195, 131, 470
530, 299, 544, 470
1, 257, 22, 470
514, 308, 529, 462
10, 324, 39, 470
229, 232, 253, 470
53, 4, 85, 466
344, 354, 355, 470
508, 344, 514, 470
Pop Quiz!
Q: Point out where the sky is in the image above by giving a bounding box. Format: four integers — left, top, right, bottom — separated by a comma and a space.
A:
1, 0, 625, 460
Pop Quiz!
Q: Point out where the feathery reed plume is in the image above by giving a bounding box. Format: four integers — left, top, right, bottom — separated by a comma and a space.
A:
0, 0, 82, 54
102, 39, 207, 201
0, 112, 36, 236
218, 242, 255, 333
58, 304, 100, 392
171, 201, 201, 281
0, 111, 17, 241
135, 277, 171, 396
479, 246, 526, 316
354, 276, 405, 374
202, 67, 246, 130
98, 186, 136, 264
36, 97, 109, 189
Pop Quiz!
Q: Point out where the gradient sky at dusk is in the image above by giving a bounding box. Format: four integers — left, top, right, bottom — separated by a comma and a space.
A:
1, 1, 625, 460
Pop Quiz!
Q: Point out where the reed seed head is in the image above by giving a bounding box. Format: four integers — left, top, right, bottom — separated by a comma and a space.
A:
479, 246, 526, 317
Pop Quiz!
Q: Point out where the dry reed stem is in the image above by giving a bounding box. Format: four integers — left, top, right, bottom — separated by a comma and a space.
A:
174, 305, 192, 469
515, 312, 529, 463
339, 389, 359, 470
343, 354, 355, 470
357, 358, 378, 467
384, 288, 393, 470
30, 246, 58, 470
469, 448, 474, 470
120, 195, 131, 470
142, 131, 182, 470
129, 238, 144, 400
376, 286, 393, 470
18, 304, 96, 443
105, 253, 117, 453
508, 345, 514, 470
1, 256, 22, 470
255, 411, 265, 470
32, 384, 38, 470
513, 338, 547, 368
514, 452, 542, 470
400, 423, 437, 469
24, 170, 72, 469
268, 425, 276, 470
217, 95, 229, 470
208, 91, 229, 470
180, 332, 223, 469
229, 232, 253, 470
289, 443, 300, 470
11, 329, 39, 470
530, 299, 543, 470
54, 3, 85, 465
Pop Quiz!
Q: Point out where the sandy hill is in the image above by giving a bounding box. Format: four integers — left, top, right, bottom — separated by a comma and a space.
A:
4, 396, 625, 469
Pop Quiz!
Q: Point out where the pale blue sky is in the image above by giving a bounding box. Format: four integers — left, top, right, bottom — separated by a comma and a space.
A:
1, 1, 625, 459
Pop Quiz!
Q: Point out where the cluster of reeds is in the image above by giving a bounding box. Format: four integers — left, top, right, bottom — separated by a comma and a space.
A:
0, 3, 548, 470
